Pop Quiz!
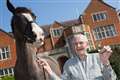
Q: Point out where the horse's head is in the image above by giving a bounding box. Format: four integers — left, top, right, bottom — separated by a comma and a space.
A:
7, 0, 44, 47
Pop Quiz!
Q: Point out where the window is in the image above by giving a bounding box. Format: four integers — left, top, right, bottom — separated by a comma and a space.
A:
51, 28, 63, 37
85, 32, 94, 51
92, 11, 107, 21
72, 26, 84, 33
93, 24, 117, 40
0, 68, 14, 77
0, 46, 10, 60
4, 69, 8, 74
0, 69, 4, 76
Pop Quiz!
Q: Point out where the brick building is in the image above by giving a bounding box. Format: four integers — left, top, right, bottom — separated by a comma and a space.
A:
38, 0, 120, 66
81, 0, 120, 48
0, 29, 16, 77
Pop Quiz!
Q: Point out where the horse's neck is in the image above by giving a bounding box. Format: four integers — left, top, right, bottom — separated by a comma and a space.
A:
16, 40, 36, 63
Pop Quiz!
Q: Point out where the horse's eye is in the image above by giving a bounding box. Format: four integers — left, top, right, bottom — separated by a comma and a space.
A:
33, 15, 36, 19
31, 13, 36, 19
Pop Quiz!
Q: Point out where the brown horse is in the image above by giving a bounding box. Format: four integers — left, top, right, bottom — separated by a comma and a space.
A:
6, 0, 61, 80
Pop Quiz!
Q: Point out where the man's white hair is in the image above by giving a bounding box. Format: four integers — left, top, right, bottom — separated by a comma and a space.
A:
72, 33, 88, 42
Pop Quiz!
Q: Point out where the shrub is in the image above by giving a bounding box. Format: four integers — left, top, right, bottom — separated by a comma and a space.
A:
110, 47, 120, 79
1, 75, 15, 80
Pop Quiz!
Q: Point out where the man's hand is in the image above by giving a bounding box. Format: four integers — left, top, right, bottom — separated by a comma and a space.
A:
36, 57, 53, 75
99, 46, 112, 65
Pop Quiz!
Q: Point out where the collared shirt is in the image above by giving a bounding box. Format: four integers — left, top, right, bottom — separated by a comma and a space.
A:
50, 53, 117, 80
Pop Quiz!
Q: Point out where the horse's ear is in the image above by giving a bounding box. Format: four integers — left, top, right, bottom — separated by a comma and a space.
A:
6, 0, 15, 15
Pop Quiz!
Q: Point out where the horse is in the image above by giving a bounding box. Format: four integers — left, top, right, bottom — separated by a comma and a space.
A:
6, 0, 61, 80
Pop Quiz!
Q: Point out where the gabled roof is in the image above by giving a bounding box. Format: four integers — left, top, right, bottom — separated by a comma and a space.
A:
41, 24, 51, 38
100, 0, 116, 10
53, 21, 62, 26
61, 19, 81, 27
83, 0, 116, 14
0, 28, 14, 38
41, 19, 81, 37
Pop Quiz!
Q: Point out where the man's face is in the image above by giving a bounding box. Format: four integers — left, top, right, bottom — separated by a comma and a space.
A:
72, 35, 88, 55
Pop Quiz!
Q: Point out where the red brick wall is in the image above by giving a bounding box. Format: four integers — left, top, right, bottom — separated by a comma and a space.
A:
50, 22, 65, 48
82, 0, 120, 47
0, 31, 16, 68
64, 27, 73, 38
44, 38, 53, 51
38, 22, 65, 53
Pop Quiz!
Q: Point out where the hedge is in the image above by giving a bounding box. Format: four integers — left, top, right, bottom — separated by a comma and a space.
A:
0, 75, 15, 80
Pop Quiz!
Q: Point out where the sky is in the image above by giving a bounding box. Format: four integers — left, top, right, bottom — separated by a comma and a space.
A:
0, 0, 120, 32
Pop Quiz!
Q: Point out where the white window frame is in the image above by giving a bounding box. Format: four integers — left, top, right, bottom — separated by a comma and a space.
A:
85, 32, 94, 51
92, 11, 107, 22
72, 25, 84, 33
0, 46, 11, 61
93, 24, 117, 40
0, 68, 14, 77
50, 27, 63, 37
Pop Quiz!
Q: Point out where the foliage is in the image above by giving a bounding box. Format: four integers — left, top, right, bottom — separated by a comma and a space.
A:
0, 75, 15, 80
110, 47, 120, 79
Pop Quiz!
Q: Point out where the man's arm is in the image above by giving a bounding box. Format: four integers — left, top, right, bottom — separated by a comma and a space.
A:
99, 46, 117, 80
101, 62, 117, 80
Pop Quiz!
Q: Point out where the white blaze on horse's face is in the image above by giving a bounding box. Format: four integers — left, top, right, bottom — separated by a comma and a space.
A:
22, 13, 34, 22
22, 13, 45, 46
32, 23, 45, 46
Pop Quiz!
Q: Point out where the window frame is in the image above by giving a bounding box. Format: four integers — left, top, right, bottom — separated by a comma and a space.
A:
0, 46, 11, 61
50, 27, 63, 37
93, 24, 117, 40
92, 11, 107, 22
0, 68, 14, 77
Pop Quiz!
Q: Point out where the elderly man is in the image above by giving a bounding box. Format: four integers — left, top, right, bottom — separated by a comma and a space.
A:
37, 33, 117, 80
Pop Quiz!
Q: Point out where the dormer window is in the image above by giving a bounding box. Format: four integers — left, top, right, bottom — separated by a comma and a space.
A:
92, 11, 107, 22
51, 28, 63, 37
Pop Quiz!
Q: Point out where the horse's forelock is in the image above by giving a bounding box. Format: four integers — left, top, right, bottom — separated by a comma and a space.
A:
15, 7, 31, 13
15, 7, 36, 19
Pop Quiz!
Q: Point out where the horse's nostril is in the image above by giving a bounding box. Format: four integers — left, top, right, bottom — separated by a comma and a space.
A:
39, 38, 43, 42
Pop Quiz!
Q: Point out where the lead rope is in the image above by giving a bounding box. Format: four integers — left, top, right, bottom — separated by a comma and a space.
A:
36, 52, 46, 80
43, 65, 46, 80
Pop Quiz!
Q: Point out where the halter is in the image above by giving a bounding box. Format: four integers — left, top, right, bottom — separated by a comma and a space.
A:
22, 14, 46, 80
23, 20, 36, 43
